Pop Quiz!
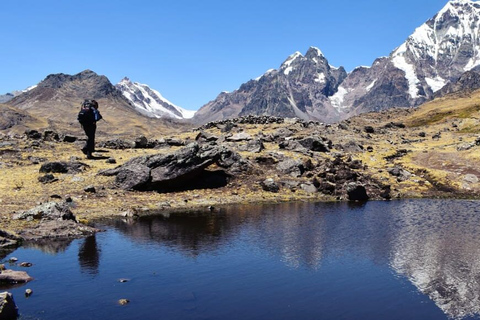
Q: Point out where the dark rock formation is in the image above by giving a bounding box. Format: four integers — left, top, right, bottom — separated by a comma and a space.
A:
99, 142, 250, 191
39, 161, 88, 174
346, 182, 369, 201
0, 292, 18, 319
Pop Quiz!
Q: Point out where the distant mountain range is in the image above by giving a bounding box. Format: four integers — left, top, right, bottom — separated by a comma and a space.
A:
4, 0, 480, 126
193, 0, 480, 124
3, 70, 190, 136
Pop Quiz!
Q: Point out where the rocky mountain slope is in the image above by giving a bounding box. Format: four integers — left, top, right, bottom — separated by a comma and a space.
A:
0, 93, 14, 104
5, 70, 190, 137
194, 0, 480, 124
115, 77, 195, 120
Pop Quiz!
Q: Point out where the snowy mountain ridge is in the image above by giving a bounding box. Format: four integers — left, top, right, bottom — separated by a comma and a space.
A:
116, 77, 195, 120
193, 0, 480, 124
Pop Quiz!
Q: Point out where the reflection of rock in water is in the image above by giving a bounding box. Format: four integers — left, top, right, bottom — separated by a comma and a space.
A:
78, 236, 100, 275
389, 200, 480, 319
23, 239, 74, 255
105, 210, 234, 256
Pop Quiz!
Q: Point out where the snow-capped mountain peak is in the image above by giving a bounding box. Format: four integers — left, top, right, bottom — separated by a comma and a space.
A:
116, 77, 195, 119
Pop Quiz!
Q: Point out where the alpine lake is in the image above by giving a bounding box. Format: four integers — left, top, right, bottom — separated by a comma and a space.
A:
5, 199, 480, 320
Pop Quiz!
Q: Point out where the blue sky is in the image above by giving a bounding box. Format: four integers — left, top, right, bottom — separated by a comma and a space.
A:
2, 0, 450, 111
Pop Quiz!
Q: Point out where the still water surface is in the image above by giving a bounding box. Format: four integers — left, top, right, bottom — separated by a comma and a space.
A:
6, 200, 480, 319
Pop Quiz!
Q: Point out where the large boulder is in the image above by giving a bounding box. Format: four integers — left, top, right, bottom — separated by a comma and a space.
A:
100, 142, 249, 191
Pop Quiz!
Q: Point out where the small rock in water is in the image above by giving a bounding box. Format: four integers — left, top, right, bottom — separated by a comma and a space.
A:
8, 258, 17, 263
118, 299, 130, 305
0, 265, 5, 271
118, 279, 129, 283
25, 289, 33, 297
19, 262, 33, 268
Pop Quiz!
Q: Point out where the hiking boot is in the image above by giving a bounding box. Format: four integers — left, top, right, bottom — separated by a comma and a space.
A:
86, 152, 94, 159
81, 148, 88, 155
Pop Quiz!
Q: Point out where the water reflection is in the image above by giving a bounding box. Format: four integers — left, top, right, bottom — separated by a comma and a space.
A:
78, 236, 101, 275
101, 200, 480, 319
23, 238, 74, 255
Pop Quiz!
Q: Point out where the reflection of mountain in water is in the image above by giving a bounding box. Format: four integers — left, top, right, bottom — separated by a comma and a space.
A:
388, 200, 480, 319
103, 200, 480, 319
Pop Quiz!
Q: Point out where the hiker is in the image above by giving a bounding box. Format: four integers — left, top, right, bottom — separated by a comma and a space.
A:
77, 99, 102, 159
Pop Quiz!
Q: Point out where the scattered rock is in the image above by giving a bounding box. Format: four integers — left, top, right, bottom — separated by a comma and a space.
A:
195, 132, 219, 143
260, 178, 280, 193
0, 292, 18, 319
43, 130, 60, 141
300, 183, 317, 193
457, 143, 475, 151
98, 139, 134, 149
39, 161, 88, 174
276, 159, 304, 177
106, 158, 117, 164
298, 136, 331, 152
226, 132, 252, 142
63, 135, 77, 143
387, 166, 412, 181
38, 174, 58, 184
134, 136, 149, 148
432, 132, 441, 140
84, 186, 96, 193
237, 139, 265, 153
25, 129, 42, 140
346, 182, 369, 201
118, 279, 129, 283
364, 126, 375, 134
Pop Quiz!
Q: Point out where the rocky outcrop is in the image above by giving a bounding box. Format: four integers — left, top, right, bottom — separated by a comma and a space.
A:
0, 292, 18, 319
99, 142, 250, 191
13, 202, 98, 241
434, 70, 480, 98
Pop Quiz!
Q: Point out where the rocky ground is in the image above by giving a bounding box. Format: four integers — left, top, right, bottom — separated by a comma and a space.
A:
0, 93, 480, 247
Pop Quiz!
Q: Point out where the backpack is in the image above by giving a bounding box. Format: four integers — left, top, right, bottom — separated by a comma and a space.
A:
77, 100, 96, 125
